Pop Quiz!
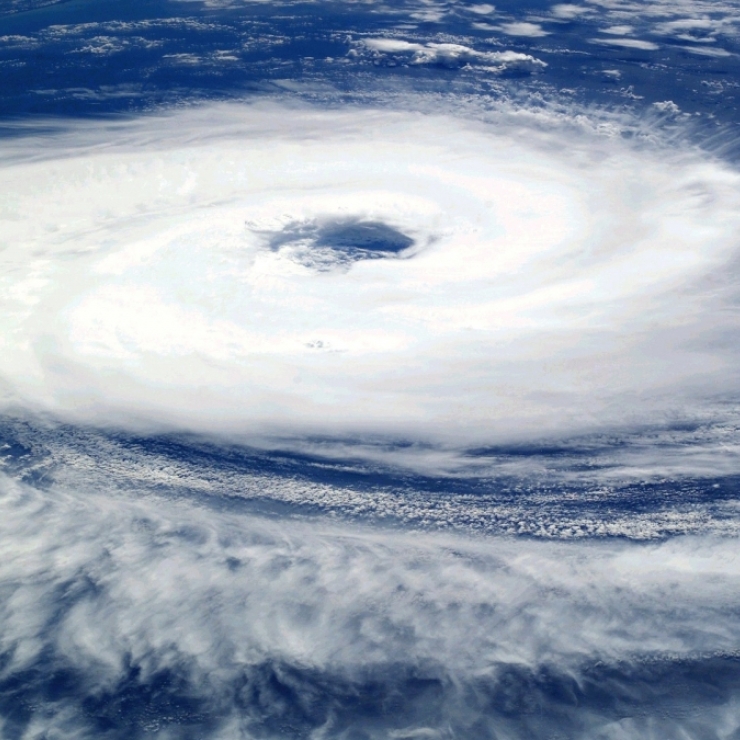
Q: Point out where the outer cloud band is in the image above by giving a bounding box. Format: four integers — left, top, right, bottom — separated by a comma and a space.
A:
2, 471, 740, 738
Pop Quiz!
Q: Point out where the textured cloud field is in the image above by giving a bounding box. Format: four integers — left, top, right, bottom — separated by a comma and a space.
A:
3, 467, 740, 739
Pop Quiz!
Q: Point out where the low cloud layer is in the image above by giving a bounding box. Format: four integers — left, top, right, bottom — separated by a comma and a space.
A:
358, 38, 547, 70
2, 470, 740, 738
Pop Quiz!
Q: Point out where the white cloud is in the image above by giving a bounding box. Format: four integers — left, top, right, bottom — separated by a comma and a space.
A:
498, 21, 550, 36
590, 36, 660, 49
0, 34, 39, 47
583, 0, 740, 23
361, 38, 424, 54
1, 101, 740, 473
658, 17, 722, 32
600, 24, 634, 34
468, 3, 496, 14
360, 38, 547, 70
1, 469, 740, 735
551, 3, 592, 18
680, 44, 734, 56
652, 16, 735, 44
652, 99, 680, 113
655, 18, 733, 38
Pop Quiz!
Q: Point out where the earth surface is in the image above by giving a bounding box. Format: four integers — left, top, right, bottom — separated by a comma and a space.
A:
2, 0, 740, 738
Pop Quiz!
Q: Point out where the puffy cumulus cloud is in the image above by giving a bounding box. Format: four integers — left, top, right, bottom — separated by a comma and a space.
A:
651, 16, 737, 47
600, 23, 635, 34
71, 35, 164, 56
358, 37, 547, 70
550, 3, 594, 19
467, 3, 496, 14
584, 0, 738, 14
652, 100, 681, 114
548, 0, 740, 55
0, 34, 39, 48
2, 471, 740, 738
2, 101, 740, 472
361, 37, 425, 53
580, 0, 740, 44
656, 17, 726, 35
498, 21, 550, 36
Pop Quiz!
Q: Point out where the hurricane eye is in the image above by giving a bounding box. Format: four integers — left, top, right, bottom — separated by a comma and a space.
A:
314, 221, 415, 254
263, 218, 415, 271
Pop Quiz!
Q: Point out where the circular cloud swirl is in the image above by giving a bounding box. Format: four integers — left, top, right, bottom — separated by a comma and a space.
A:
2, 103, 740, 450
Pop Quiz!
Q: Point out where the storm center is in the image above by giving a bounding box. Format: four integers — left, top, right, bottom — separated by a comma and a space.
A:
263, 218, 416, 271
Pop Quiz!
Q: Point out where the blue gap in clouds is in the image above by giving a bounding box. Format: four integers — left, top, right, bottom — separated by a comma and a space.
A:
1, 647, 740, 738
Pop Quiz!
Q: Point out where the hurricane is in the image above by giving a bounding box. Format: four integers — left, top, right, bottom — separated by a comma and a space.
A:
2, 0, 740, 737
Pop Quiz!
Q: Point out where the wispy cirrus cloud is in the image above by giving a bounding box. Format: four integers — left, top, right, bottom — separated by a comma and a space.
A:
1, 466, 740, 738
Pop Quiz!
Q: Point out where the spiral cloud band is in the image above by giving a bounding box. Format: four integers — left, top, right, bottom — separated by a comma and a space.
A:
3, 103, 740, 470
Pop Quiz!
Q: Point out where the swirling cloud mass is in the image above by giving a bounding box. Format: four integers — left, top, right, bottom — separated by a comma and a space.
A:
5, 105, 740, 451
2, 0, 740, 737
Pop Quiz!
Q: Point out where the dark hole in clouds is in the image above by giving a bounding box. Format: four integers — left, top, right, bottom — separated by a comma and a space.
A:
264, 218, 415, 270
314, 221, 414, 254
